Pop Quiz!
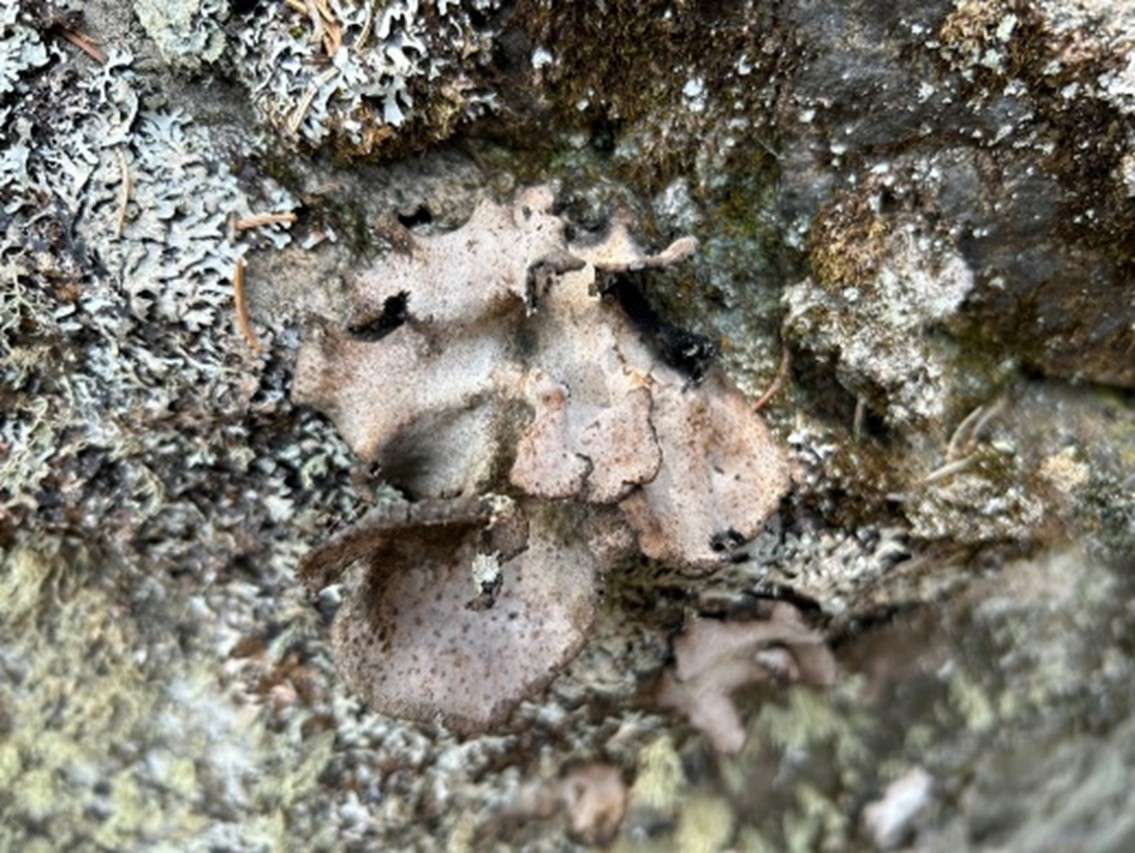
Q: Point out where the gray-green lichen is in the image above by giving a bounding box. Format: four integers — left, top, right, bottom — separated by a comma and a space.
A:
0, 538, 336, 850
231, 0, 501, 156
0, 0, 306, 529
132, 0, 228, 70
0, 3, 48, 95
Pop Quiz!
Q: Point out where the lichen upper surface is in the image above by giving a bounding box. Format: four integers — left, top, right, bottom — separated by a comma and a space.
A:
295, 187, 790, 728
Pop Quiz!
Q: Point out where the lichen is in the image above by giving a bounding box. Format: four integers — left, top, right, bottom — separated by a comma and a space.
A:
784, 222, 977, 431
3, 0, 1132, 847
231, 0, 501, 157
0, 27, 299, 533
673, 794, 735, 853
132, 0, 229, 71
0, 537, 335, 850
0, 3, 49, 95
657, 601, 836, 754
294, 187, 790, 730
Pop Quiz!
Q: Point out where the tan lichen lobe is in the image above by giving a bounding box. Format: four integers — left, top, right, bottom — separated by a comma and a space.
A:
295, 187, 790, 731
297, 494, 526, 595
657, 601, 837, 754
325, 500, 601, 733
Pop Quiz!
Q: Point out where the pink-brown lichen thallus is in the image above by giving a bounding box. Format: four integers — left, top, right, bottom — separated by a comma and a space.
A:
294, 187, 789, 732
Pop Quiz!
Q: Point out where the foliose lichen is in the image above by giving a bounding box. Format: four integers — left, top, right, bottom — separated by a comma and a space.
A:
132, 0, 229, 71
0, 10, 297, 532
293, 187, 791, 730
232, 0, 501, 157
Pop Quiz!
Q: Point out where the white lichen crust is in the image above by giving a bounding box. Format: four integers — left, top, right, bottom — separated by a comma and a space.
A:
783, 229, 975, 431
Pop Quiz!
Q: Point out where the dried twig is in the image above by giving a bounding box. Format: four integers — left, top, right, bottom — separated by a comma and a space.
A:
235, 212, 298, 231
287, 66, 340, 135
355, 0, 376, 53
753, 347, 790, 412
59, 27, 107, 65
114, 148, 131, 238
233, 258, 263, 355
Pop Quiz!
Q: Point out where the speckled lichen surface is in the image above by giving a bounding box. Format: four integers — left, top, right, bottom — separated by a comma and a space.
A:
291, 187, 788, 733
2, 0, 1133, 849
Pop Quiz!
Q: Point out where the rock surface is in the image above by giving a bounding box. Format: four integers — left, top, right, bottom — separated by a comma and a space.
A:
1, 1, 1132, 850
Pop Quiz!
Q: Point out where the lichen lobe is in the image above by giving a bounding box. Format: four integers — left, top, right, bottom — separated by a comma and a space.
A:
296, 187, 790, 730
330, 505, 599, 733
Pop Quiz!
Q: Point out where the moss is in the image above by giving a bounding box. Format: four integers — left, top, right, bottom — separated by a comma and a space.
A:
806, 187, 888, 290
710, 159, 784, 246
507, 1, 794, 194
0, 534, 338, 849
629, 736, 685, 814
949, 671, 998, 733
754, 689, 869, 769
782, 783, 851, 853
939, 0, 1012, 67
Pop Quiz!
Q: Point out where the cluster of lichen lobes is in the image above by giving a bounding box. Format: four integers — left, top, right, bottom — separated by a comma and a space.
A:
293, 188, 791, 731
229, 0, 505, 162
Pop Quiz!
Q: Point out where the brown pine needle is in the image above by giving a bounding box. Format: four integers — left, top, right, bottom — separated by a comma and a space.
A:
233, 258, 263, 355
314, 0, 343, 55
234, 212, 298, 231
287, 66, 339, 134
754, 347, 791, 412
60, 28, 107, 65
355, 0, 375, 52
